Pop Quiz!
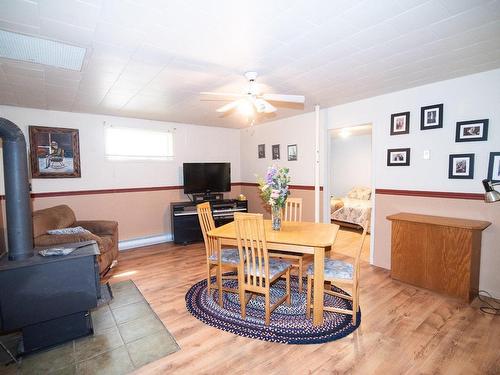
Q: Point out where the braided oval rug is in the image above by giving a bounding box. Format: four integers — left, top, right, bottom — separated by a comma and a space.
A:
185, 274, 360, 344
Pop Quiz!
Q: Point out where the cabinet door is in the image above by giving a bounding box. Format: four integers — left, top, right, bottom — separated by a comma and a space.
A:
425, 226, 471, 299
391, 221, 427, 287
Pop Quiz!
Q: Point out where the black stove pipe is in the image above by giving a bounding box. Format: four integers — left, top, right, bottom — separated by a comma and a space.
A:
0, 118, 33, 260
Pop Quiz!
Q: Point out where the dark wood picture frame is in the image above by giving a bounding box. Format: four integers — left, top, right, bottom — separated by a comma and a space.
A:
420, 103, 443, 130
29, 126, 81, 178
448, 153, 474, 179
487, 152, 500, 183
287, 144, 297, 161
258, 144, 265, 159
272, 144, 280, 160
455, 119, 488, 142
387, 148, 410, 166
390, 112, 410, 135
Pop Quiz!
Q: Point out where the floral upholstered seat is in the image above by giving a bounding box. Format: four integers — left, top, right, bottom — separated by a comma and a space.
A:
306, 259, 353, 280
244, 258, 292, 279
208, 248, 241, 265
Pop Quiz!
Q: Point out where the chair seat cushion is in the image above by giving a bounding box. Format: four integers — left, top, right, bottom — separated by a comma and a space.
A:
208, 248, 241, 265
306, 259, 353, 280
245, 258, 292, 279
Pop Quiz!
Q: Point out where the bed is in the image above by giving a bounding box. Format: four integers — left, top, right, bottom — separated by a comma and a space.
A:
330, 187, 372, 231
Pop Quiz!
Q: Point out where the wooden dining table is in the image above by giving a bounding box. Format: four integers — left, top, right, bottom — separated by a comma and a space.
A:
208, 219, 340, 326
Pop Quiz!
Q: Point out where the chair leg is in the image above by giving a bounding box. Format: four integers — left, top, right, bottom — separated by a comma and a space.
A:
238, 270, 246, 320
285, 268, 291, 305
352, 281, 359, 325
298, 257, 303, 293
306, 275, 312, 319
265, 291, 271, 325
207, 263, 212, 296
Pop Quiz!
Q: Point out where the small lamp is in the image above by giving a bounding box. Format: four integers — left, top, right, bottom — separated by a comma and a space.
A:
482, 179, 500, 203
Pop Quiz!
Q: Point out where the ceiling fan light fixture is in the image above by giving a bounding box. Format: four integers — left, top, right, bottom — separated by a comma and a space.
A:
238, 99, 254, 117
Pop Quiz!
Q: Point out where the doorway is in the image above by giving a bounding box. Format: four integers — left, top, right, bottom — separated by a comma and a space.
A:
328, 124, 372, 262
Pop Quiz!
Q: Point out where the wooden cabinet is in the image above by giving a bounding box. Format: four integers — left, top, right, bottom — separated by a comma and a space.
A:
387, 212, 491, 302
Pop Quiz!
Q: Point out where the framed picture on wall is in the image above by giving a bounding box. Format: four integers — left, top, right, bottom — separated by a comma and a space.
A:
420, 104, 443, 130
287, 144, 298, 161
455, 119, 488, 142
29, 126, 81, 178
390, 111, 410, 135
487, 152, 500, 182
387, 148, 410, 166
258, 144, 265, 159
272, 144, 280, 160
448, 153, 474, 179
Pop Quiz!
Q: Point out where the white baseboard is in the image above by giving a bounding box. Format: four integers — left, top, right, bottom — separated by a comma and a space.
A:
118, 233, 173, 251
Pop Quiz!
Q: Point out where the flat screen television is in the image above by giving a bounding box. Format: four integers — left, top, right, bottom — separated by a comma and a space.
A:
183, 162, 231, 194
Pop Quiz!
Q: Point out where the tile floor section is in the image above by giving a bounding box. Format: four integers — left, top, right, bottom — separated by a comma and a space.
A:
0, 280, 180, 374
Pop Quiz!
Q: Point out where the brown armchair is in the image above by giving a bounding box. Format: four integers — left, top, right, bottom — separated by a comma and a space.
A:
32, 205, 119, 276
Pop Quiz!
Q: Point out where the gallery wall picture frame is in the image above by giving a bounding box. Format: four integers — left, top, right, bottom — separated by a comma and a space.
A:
390, 111, 410, 135
387, 148, 410, 166
455, 119, 488, 142
448, 153, 474, 179
29, 126, 81, 178
258, 144, 265, 159
420, 103, 443, 130
487, 152, 500, 182
287, 144, 298, 161
272, 144, 280, 160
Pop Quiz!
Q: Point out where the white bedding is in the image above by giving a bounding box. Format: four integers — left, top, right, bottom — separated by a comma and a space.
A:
330, 197, 371, 228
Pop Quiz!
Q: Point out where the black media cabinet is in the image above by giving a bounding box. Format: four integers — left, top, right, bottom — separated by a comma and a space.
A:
171, 199, 248, 244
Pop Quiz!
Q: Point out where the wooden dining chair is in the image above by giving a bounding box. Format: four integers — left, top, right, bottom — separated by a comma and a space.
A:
269, 197, 305, 293
305, 221, 369, 325
197, 202, 240, 301
234, 212, 292, 325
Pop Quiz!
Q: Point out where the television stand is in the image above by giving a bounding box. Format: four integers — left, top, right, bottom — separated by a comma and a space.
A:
171, 199, 248, 244
192, 193, 223, 203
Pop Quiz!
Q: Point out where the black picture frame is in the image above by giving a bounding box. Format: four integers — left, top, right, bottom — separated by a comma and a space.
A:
390, 112, 410, 135
455, 119, 488, 142
272, 144, 280, 160
287, 144, 297, 161
29, 126, 81, 178
487, 152, 500, 183
258, 144, 265, 159
387, 148, 410, 166
420, 103, 443, 130
448, 153, 474, 179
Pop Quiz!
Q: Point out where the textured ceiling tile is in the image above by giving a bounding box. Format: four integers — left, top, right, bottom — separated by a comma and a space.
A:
39, 17, 95, 46
0, 0, 39, 28
38, 0, 102, 29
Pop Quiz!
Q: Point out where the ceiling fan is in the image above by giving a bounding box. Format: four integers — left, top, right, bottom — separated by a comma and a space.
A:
200, 72, 305, 115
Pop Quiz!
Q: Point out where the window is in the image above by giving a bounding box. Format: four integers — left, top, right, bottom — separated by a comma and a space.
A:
105, 126, 174, 160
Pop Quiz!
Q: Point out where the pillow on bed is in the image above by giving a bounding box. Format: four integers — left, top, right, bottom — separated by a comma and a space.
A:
347, 187, 371, 200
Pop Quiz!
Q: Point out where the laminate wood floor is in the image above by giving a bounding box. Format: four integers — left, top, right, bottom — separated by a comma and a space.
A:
111, 239, 499, 375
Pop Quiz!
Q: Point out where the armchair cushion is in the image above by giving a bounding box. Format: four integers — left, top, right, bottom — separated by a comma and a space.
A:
75, 220, 118, 236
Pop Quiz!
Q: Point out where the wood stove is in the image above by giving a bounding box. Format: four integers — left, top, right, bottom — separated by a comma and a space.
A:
0, 118, 99, 354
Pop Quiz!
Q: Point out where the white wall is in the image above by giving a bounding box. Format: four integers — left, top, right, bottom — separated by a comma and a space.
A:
326, 69, 500, 194
0, 106, 241, 194
240, 111, 326, 185
330, 133, 372, 197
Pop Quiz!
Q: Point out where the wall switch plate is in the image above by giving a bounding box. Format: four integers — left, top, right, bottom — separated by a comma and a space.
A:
423, 150, 430, 160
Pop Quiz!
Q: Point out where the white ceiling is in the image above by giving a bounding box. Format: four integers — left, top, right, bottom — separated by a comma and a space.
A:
0, 0, 499, 128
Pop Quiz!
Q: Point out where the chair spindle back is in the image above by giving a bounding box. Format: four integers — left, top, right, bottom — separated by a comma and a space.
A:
284, 197, 303, 222
234, 212, 269, 288
197, 202, 217, 259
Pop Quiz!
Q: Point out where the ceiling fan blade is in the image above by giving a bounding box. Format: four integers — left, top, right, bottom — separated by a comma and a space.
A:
254, 98, 276, 114
200, 92, 244, 99
216, 100, 240, 113
261, 93, 305, 103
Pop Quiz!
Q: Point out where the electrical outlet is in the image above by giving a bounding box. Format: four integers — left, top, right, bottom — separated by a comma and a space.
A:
423, 150, 430, 160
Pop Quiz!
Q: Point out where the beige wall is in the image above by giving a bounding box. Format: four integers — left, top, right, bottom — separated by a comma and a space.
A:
375, 193, 500, 297
31, 186, 242, 241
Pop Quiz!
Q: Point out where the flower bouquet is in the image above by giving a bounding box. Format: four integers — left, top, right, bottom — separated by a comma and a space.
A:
257, 166, 290, 230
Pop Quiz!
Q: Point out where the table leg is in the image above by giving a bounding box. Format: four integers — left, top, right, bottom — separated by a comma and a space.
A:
216, 239, 223, 307
313, 247, 325, 326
